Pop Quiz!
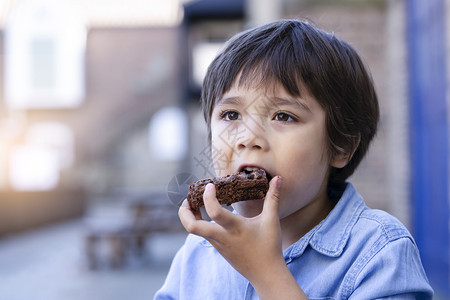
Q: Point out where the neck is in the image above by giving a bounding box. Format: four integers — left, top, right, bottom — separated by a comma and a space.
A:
280, 194, 335, 250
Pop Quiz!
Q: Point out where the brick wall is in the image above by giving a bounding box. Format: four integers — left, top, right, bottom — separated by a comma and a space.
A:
283, 1, 411, 226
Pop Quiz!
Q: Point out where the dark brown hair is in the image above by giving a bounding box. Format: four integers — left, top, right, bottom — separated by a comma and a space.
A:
201, 19, 379, 185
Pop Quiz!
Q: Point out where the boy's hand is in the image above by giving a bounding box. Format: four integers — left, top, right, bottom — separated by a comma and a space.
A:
179, 176, 283, 279
178, 176, 307, 299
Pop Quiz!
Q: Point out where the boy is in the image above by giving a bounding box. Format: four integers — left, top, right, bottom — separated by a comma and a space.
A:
155, 19, 433, 299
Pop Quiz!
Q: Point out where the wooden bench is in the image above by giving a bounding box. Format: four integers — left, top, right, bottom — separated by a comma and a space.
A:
84, 195, 182, 269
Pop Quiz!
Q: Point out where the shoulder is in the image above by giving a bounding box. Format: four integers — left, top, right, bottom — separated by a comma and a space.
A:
358, 207, 413, 244
344, 212, 433, 298
308, 183, 413, 256
331, 182, 415, 248
346, 207, 421, 275
340, 199, 433, 298
342, 205, 418, 277
346, 201, 419, 274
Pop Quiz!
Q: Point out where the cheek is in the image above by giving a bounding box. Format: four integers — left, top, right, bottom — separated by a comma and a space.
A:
274, 136, 330, 213
210, 121, 231, 150
210, 137, 233, 177
277, 165, 329, 219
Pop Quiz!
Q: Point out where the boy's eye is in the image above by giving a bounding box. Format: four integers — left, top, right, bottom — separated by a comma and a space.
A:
274, 112, 295, 122
222, 111, 241, 121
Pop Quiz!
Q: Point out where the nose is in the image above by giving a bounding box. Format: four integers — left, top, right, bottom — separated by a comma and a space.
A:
234, 120, 269, 152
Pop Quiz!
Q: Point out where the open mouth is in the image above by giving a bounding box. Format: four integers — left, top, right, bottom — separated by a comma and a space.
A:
240, 166, 273, 182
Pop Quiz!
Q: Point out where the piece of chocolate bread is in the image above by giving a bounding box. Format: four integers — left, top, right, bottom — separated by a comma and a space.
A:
187, 169, 269, 211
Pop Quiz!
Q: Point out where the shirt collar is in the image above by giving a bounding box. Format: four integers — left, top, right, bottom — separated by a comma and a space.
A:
285, 182, 367, 259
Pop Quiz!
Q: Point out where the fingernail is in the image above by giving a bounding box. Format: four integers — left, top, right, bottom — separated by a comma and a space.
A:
277, 176, 282, 188
205, 183, 214, 193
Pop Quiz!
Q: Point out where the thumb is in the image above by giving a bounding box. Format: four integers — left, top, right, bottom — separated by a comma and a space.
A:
262, 176, 282, 218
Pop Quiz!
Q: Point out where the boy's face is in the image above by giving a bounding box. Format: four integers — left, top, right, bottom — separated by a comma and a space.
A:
210, 81, 345, 219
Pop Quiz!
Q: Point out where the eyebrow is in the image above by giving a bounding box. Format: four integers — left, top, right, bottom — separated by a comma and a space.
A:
216, 95, 312, 113
270, 96, 312, 113
216, 96, 243, 107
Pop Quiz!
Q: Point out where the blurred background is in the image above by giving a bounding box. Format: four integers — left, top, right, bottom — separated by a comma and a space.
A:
0, 0, 448, 299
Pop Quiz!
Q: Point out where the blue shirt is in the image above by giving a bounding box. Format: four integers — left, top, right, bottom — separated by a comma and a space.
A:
154, 183, 433, 299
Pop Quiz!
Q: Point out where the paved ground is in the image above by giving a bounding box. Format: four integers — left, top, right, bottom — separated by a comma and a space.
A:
0, 215, 187, 300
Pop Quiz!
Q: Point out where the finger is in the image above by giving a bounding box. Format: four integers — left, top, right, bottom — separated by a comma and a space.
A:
179, 198, 202, 220
262, 176, 282, 218
203, 183, 239, 228
178, 199, 220, 238
178, 199, 202, 226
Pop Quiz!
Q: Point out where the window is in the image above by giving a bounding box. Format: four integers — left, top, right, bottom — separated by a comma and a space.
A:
8, 122, 74, 191
148, 106, 188, 161
30, 37, 56, 89
3, 0, 86, 109
192, 41, 224, 86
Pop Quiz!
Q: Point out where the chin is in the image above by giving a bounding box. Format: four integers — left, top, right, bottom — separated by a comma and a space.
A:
232, 199, 265, 217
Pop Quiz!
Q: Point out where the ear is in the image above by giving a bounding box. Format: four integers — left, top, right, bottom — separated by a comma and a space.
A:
330, 134, 361, 169
330, 153, 350, 168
